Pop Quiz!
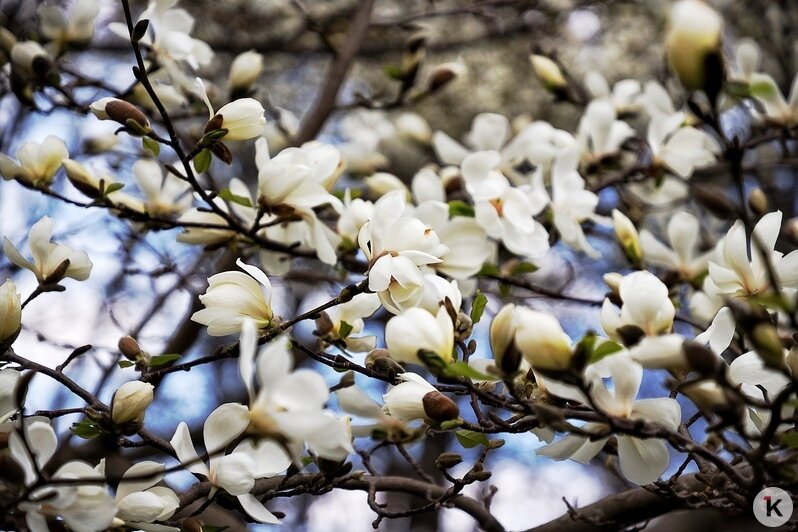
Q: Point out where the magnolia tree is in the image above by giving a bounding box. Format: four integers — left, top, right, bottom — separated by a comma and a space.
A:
1, 0, 798, 530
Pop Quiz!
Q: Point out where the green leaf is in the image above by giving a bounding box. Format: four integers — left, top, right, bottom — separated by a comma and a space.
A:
443, 361, 498, 382
448, 200, 475, 218
470, 291, 488, 324
382, 64, 404, 80
149, 354, 181, 367
218, 188, 253, 208
142, 136, 160, 156
498, 281, 510, 298
338, 321, 353, 339
117, 360, 135, 369
70, 419, 102, 439
104, 182, 125, 195
511, 261, 538, 276
455, 429, 489, 448
779, 432, 798, 449
194, 149, 212, 174
478, 262, 501, 277
590, 339, 624, 363
418, 350, 449, 374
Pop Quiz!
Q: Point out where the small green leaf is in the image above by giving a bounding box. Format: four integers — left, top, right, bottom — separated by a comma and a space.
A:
149, 354, 181, 367
382, 64, 404, 80
511, 261, 538, 276
218, 188, 253, 208
590, 340, 624, 363
439, 419, 462, 430
448, 200, 475, 218
142, 136, 160, 156
443, 361, 498, 382
418, 350, 449, 374
194, 149, 212, 173
117, 360, 135, 369
338, 321, 353, 339
70, 419, 102, 439
779, 432, 798, 449
498, 281, 510, 298
470, 291, 488, 324
455, 429, 489, 448
104, 182, 125, 195
478, 262, 501, 277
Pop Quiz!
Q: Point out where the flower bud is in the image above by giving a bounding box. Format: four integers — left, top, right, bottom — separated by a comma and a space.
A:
90, 97, 151, 134
111, 381, 154, 425
427, 61, 466, 93
786, 345, 798, 378
490, 304, 522, 374
513, 308, 573, 370
530, 54, 568, 92
0, 280, 22, 345
681, 380, 728, 416
751, 322, 786, 370
10, 41, 50, 78
747, 188, 768, 216
422, 391, 460, 422
229, 50, 263, 95
666, 0, 723, 92
436, 452, 463, 468
682, 340, 721, 375
612, 209, 642, 267
118, 336, 143, 362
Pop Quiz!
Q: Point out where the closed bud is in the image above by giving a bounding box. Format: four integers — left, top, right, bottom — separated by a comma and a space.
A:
786, 346, 798, 378
786, 217, 798, 241
427, 61, 466, 92
118, 336, 142, 361
681, 380, 730, 416
229, 50, 263, 95
436, 452, 463, 468
0, 280, 22, 345
751, 322, 786, 370
111, 381, 154, 425
748, 188, 769, 216
682, 341, 721, 375
10, 41, 50, 79
513, 308, 573, 370
530, 54, 568, 92
490, 304, 522, 374
90, 97, 151, 134
366, 349, 405, 378
132, 19, 150, 42
422, 391, 460, 422
666, 0, 724, 92
612, 209, 643, 267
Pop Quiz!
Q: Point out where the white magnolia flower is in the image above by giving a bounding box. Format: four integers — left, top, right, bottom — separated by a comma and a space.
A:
417, 274, 463, 315
0, 280, 22, 344
601, 270, 675, 342
537, 354, 681, 485
382, 372, 458, 423
532, 147, 605, 257
576, 100, 634, 164
666, 0, 723, 91
729, 38, 760, 84
0, 135, 68, 187
111, 0, 213, 70
239, 321, 353, 461
133, 159, 193, 217
107, 461, 179, 529
338, 110, 394, 174
365, 172, 410, 199
170, 402, 287, 525
10, 41, 50, 78
62, 159, 146, 212
413, 200, 493, 280
512, 307, 574, 370
111, 381, 154, 425
385, 306, 454, 366
197, 78, 266, 141
38, 0, 100, 46
358, 191, 448, 313
337, 189, 374, 243
321, 292, 381, 352
584, 71, 642, 114
636, 81, 679, 120
501, 121, 576, 181
191, 259, 274, 336
729, 349, 792, 432
395, 112, 432, 144
3, 216, 92, 284
749, 73, 798, 127
336, 382, 412, 438
646, 113, 718, 178
709, 211, 798, 297
0, 368, 21, 423
640, 211, 714, 279
10, 420, 117, 531
433, 112, 511, 165
463, 150, 550, 259
229, 50, 263, 93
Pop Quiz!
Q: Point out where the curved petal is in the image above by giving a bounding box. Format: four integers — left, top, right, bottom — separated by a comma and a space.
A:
617, 436, 670, 485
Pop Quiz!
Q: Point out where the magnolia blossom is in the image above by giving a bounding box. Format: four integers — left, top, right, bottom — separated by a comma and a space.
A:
337, 189, 374, 243
10, 420, 117, 531
538, 354, 681, 485
576, 100, 634, 164
239, 321, 353, 460
501, 121, 577, 181
197, 78, 265, 141
338, 109, 394, 174
640, 211, 714, 279
365, 172, 410, 199
709, 211, 798, 297
0, 280, 22, 344
358, 191, 448, 313
38, 0, 100, 45
385, 306, 455, 366
337, 382, 415, 438
462, 150, 549, 258
62, 159, 145, 212
601, 270, 675, 342
665, 0, 723, 91
646, 113, 718, 178
383, 373, 459, 423
584, 71, 642, 114
509, 307, 573, 371
729, 349, 793, 432
0, 135, 68, 187
10, 41, 50, 78
191, 259, 274, 336
433, 112, 511, 165
133, 159, 193, 217
3, 216, 92, 284
0, 368, 21, 423
416, 274, 463, 315
229, 50, 263, 93
319, 292, 381, 352
170, 402, 288, 525
111, 381, 154, 425
106, 461, 179, 529
749, 73, 798, 127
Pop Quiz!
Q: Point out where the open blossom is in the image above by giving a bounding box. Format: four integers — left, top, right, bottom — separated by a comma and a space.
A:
62, 159, 145, 212
38, 0, 100, 46
337, 189, 374, 243
646, 113, 718, 178
463, 150, 549, 259
191, 259, 274, 336
709, 211, 798, 297
196, 78, 265, 141
640, 211, 714, 279
584, 71, 641, 114
749, 73, 798, 128
319, 292, 381, 352
432, 112, 511, 165
358, 191, 448, 313
3, 216, 92, 284
385, 306, 455, 366
239, 321, 353, 460
537, 353, 681, 485
105, 461, 179, 528
576, 100, 634, 164
10, 420, 116, 531
132, 159, 193, 217
170, 402, 289, 525
601, 270, 675, 343
0, 135, 68, 187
